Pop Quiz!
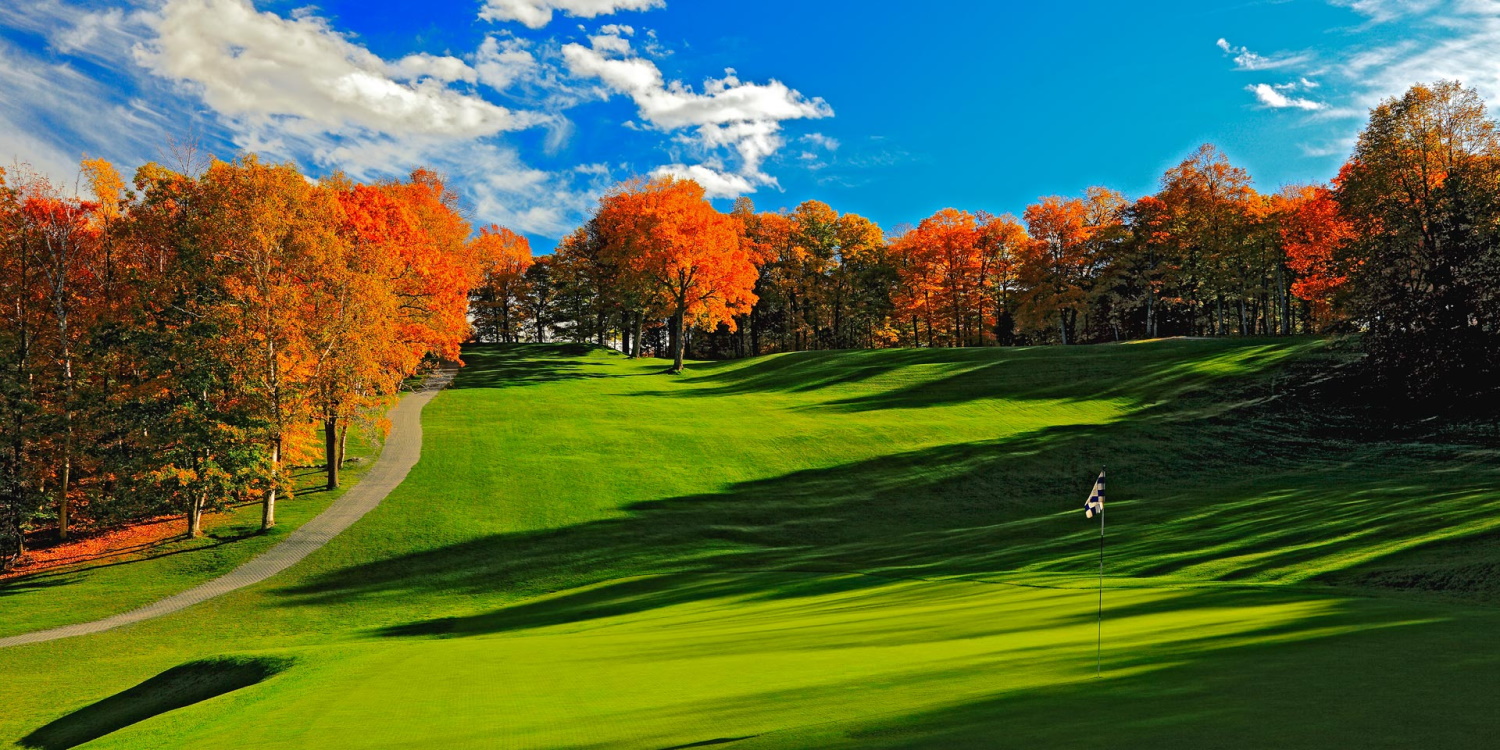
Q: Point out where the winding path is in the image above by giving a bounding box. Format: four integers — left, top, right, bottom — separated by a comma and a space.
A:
0, 368, 455, 650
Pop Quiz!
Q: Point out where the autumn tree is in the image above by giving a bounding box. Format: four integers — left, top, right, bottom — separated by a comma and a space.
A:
891, 209, 987, 346
521, 255, 557, 343
979, 213, 1028, 345
470, 225, 533, 344
1157, 145, 1260, 335
110, 162, 266, 538
0, 165, 37, 562
1337, 80, 1500, 394
596, 178, 757, 372
1018, 189, 1125, 344
1275, 184, 1352, 331
196, 157, 336, 530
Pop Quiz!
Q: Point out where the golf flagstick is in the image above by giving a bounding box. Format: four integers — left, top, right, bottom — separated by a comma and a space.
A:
1083, 467, 1106, 678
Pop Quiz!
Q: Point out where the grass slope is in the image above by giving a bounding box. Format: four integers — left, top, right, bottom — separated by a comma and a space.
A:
1, 340, 1497, 749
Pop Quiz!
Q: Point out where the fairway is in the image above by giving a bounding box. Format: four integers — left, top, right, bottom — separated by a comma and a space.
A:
2, 340, 1497, 748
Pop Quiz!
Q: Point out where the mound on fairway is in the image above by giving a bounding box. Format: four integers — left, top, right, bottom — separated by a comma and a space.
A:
1, 340, 1497, 749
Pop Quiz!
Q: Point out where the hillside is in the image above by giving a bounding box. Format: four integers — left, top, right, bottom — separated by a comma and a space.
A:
2, 340, 1497, 749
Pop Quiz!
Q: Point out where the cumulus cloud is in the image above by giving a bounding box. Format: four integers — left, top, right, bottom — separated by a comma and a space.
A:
563, 27, 832, 197
474, 35, 540, 92
649, 163, 755, 197
390, 53, 478, 84
0, 0, 608, 235
1247, 83, 1328, 110
0, 0, 830, 231
136, 0, 543, 139
479, 0, 664, 29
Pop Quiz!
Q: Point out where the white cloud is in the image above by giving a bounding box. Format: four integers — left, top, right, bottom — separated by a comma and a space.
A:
650, 163, 756, 198
0, 0, 829, 231
801, 132, 841, 151
1333, 0, 1441, 22
1247, 83, 1328, 110
0, 0, 607, 236
0, 18, 180, 187
478, 0, 664, 29
1216, 38, 1314, 71
136, 0, 543, 139
390, 53, 477, 84
562, 28, 831, 197
1342, 10, 1500, 108
1217, 2, 1500, 156
473, 35, 539, 91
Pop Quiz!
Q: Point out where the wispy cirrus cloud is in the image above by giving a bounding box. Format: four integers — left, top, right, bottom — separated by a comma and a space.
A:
1222, 1, 1500, 125
1216, 37, 1313, 71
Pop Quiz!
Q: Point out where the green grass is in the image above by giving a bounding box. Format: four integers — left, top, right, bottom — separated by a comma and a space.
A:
0, 425, 382, 638
1, 339, 1497, 748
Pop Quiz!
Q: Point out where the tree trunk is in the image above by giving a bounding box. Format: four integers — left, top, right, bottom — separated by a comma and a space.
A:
670, 309, 685, 373
188, 493, 204, 538
262, 440, 279, 530
1146, 287, 1156, 338
57, 454, 70, 541
750, 307, 760, 357
324, 417, 340, 490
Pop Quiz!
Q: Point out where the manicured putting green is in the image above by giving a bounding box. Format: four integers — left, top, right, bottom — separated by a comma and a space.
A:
1, 340, 1496, 748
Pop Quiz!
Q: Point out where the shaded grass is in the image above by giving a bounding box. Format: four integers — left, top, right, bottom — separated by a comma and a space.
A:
1, 340, 1498, 748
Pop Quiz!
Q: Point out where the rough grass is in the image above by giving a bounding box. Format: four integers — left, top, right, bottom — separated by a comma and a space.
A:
1, 339, 1497, 749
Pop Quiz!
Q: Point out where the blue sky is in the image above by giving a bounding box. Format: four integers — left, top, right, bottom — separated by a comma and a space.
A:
2, 1, 1497, 251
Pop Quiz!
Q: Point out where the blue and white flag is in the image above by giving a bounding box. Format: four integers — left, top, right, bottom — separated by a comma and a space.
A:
1084, 469, 1105, 519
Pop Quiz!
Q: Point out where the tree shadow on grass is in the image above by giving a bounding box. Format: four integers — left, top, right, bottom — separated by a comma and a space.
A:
453, 343, 627, 391
18, 657, 292, 750
648, 339, 1324, 415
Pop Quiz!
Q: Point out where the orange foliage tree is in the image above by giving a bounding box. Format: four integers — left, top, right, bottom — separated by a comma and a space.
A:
1276, 184, 1353, 330
470, 225, 534, 344
595, 177, 757, 372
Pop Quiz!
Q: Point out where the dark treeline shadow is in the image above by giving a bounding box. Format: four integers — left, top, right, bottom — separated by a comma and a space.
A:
19, 657, 292, 750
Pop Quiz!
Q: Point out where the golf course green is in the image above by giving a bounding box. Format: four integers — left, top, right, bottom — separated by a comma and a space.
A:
2, 339, 1496, 749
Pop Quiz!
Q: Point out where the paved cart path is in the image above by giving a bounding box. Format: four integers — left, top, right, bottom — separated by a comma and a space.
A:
0, 369, 454, 649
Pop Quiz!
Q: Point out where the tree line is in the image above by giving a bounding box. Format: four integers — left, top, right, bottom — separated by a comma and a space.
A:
473, 80, 1500, 397
0, 157, 511, 567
